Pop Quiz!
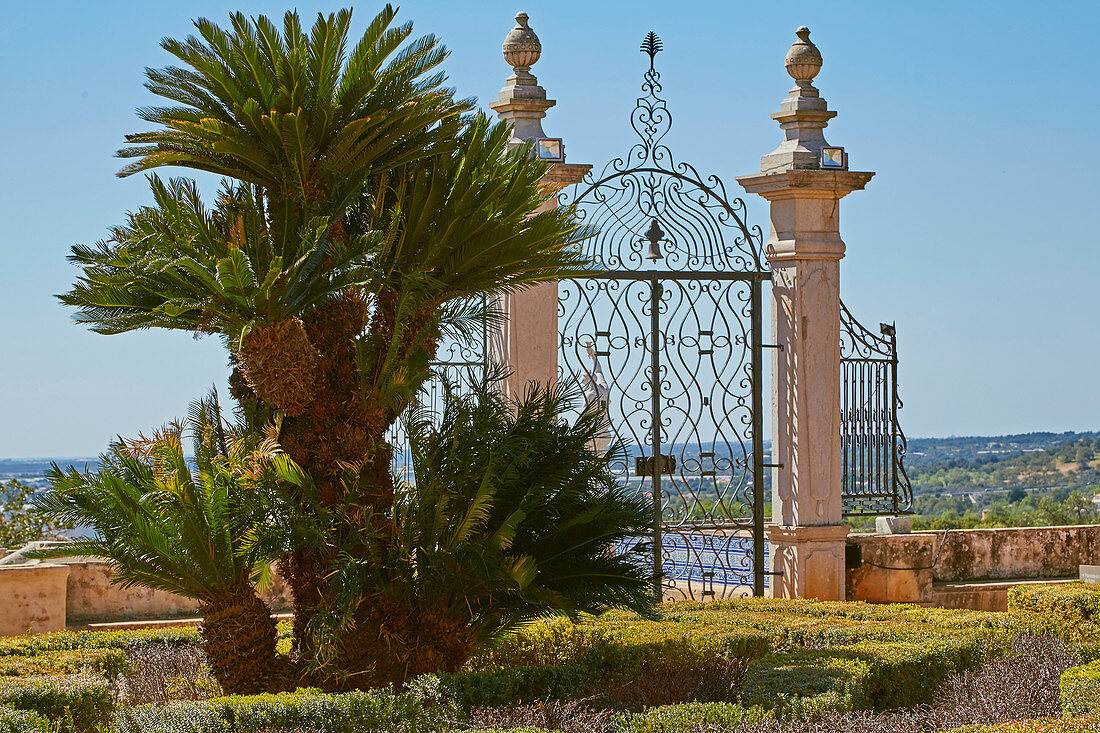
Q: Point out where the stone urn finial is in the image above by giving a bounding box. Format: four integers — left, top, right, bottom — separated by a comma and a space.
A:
784, 26, 822, 94
502, 12, 541, 80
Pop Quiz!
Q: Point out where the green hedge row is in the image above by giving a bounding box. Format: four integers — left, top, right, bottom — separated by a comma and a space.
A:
1060, 659, 1100, 717
949, 716, 1099, 732
1009, 583, 1100, 645
0, 649, 128, 679
0, 707, 48, 733
739, 634, 989, 716
459, 600, 1009, 717
0, 675, 113, 733
0, 620, 292, 659
470, 614, 771, 680
619, 701, 772, 733
115, 681, 453, 733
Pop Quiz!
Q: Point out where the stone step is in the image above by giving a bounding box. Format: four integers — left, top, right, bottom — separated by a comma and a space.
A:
929, 577, 1075, 612
68, 612, 293, 633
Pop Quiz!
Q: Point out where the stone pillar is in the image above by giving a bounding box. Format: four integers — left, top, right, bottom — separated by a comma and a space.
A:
487, 13, 590, 398
737, 27, 874, 601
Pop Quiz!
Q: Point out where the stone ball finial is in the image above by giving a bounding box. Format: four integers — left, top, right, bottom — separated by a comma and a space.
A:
502, 12, 541, 73
784, 26, 822, 86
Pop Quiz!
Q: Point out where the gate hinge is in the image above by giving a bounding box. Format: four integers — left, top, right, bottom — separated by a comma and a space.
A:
636, 454, 677, 476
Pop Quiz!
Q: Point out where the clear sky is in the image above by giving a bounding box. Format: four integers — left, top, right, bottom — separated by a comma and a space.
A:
1, 0, 1097, 458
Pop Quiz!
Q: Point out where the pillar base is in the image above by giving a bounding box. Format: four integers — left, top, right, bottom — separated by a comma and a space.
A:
766, 524, 850, 600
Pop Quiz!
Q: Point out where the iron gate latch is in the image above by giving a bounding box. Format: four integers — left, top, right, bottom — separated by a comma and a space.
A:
636, 454, 677, 476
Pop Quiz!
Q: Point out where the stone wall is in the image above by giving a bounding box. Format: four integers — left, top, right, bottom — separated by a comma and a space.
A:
63, 560, 294, 624
0, 559, 293, 635
0, 564, 69, 636
846, 524, 1100, 610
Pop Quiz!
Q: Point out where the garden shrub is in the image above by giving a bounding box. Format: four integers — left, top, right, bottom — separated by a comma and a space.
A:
949, 715, 1099, 732
0, 627, 200, 657
1009, 583, 1100, 644
442, 665, 588, 709
1060, 660, 1100, 716
454, 598, 1014, 715
0, 649, 128, 679
0, 621, 291, 660
741, 635, 989, 715
0, 675, 113, 733
475, 615, 771, 679
620, 701, 772, 733
0, 707, 49, 733
115, 683, 454, 733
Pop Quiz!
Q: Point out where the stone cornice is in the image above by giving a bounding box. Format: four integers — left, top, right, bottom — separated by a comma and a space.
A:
737, 170, 874, 198
765, 523, 851, 542
539, 162, 592, 187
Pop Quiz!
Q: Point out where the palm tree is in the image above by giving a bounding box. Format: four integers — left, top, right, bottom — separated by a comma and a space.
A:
35, 394, 286, 694
396, 376, 658, 668
58, 7, 595, 688
258, 375, 658, 688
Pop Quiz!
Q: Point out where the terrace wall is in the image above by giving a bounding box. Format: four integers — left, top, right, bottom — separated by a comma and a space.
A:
846, 524, 1100, 610
0, 557, 293, 635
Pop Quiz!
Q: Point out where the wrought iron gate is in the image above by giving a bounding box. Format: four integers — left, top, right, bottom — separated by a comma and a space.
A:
839, 301, 913, 515
558, 35, 771, 600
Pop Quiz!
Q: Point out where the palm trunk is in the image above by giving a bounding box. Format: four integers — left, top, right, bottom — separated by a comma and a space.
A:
200, 590, 283, 695
255, 290, 446, 690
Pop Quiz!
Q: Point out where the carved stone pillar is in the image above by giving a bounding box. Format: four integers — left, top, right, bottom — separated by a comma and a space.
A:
487, 13, 590, 397
737, 27, 873, 600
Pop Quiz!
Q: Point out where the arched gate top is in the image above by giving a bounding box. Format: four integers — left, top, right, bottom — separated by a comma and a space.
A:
559, 33, 767, 274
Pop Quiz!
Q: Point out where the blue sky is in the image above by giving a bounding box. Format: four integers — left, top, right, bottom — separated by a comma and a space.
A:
1, 0, 1097, 457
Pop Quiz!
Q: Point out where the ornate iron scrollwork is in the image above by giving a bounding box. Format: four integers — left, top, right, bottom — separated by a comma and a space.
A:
840, 300, 913, 515
559, 34, 771, 601
558, 36, 766, 274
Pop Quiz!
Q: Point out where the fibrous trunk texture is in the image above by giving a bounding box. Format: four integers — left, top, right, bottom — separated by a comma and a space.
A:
331, 601, 475, 690
241, 290, 448, 690
200, 590, 284, 695
236, 318, 319, 417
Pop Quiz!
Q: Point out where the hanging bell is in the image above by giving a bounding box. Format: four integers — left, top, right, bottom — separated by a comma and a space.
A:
644, 218, 665, 262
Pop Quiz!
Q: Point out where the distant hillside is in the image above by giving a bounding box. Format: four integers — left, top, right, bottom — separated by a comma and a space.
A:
906, 432, 1100, 469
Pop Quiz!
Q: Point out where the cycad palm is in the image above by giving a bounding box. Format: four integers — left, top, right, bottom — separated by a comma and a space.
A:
400, 377, 657, 653
57, 6, 596, 689
35, 393, 284, 694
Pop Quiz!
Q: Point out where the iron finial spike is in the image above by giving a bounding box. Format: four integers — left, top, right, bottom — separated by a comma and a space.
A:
640, 31, 663, 69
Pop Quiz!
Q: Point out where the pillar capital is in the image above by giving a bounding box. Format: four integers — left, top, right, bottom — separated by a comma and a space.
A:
736, 170, 875, 199
539, 162, 592, 189
487, 13, 588, 399
488, 12, 557, 149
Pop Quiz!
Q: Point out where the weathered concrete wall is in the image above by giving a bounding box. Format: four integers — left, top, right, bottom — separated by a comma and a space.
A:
929, 525, 1100, 582
847, 524, 1100, 610
846, 533, 936, 604
0, 564, 69, 636
63, 561, 294, 624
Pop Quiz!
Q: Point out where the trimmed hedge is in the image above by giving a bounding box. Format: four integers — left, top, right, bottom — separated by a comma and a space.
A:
741, 635, 988, 716
460, 598, 1013, 715
0, 649, 128, 679
620, 701, 772, 733
1061, 660, 1100, 717
0, 707, 48, 733
0, 620, 292, 660
115, 680, 454, 733
1009, 583, 1100, 645
0, 675, 113, 733
442, 664, 588, 709
471, 614, 771, 682
950, 716, 1099, 732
